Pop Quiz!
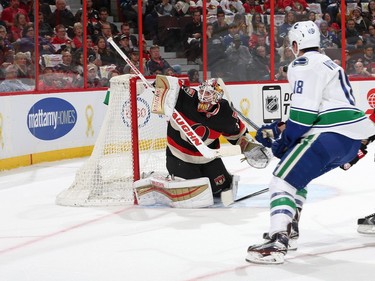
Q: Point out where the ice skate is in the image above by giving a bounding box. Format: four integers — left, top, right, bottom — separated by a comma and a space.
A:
262, 217, 299, 251
357, 213, 375, 234
246, 232, 289, 264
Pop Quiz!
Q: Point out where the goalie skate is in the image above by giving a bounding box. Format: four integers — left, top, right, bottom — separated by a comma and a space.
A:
357, 213, 375, 234
246, 232, 289, 264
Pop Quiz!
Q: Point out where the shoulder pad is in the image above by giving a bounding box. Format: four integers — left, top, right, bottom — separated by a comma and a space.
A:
183, 86, 196, 97
292, 57, 309, 67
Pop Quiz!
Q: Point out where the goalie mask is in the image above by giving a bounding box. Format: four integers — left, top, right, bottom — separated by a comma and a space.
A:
198, 78, 224, 105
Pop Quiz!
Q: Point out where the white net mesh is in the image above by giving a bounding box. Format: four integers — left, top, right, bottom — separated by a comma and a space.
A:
56, 74, 168, 206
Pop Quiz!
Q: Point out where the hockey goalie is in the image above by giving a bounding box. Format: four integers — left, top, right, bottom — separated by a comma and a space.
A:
134, 75, 271, 208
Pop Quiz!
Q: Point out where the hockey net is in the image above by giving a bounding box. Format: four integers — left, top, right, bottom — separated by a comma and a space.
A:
56, 74, 171, 206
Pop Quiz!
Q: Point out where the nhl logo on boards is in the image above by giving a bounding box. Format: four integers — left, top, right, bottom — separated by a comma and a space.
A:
265, 96, 280, 113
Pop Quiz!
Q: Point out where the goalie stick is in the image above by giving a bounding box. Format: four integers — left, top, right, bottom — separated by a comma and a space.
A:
108, 37, 221, 159
221, 187, 269, 207
217, 78, 260, 131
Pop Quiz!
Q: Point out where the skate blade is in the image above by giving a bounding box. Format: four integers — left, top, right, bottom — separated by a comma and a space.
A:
357, 225, 375, 234
245, 251, 285, 264
288, 238, 298, 251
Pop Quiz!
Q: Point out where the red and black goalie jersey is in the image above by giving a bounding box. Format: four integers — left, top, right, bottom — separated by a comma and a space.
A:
167, 86, 247, 164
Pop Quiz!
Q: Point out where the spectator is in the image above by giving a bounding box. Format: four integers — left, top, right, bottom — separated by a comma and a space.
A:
10, 13, 30, 42
342, 19, 362, 46
365, 24, 375, 45
360, 44, 375, 69
118, 34, 132, 56
321, 12, 340, 34
0, 64, 31, 91
96, 7, 119, 36
183, 9, 203, 64
50, 24, 72, 53
175, 0, 196, 18
75, 0, 99, 25
38, 66, 66, 90
220, 0, 245, 16
349, 61, 373, 77
278, 11, 297, 41
0, 25, 14, 70
94, 36, 117, 66
146, 44, 173, 75
364, 0, 375, 26
38, 11, 54, 39
87, 63, 100, 87
123, 48, 146, 74
225, 34, 253, 81
222, 22, 248, 49
0, 0, 29, 29
233, 13, 249, 38
274, 65, 288, 80
212, 9, 229, 39
48, 0, 75, 37
250, 12, 263, 34
98, 22, 114, 42
119, 0, 138, 28
187, 68, 200, 83
13, 51, 34, 85
307, 11, 317, 23
164, 67, 176, 76
280, 0, 310, 15
248, 45, 270, 81
319, 20, 340, 49
278, 46, 294, 67
249, 21, 268, 53
71, 22, 83, 50
263, 0, 285, 14
350, 6, 371, 36
119, 22, 138, 49
243, 0, 263, 15
55, 51, 78, 82
196, 0, 220, 22
18, 24, 35, 53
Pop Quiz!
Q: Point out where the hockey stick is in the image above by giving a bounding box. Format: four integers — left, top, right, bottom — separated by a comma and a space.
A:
217, 78, 260, 131
108, 37, 221, 159
221, 187, 269, 207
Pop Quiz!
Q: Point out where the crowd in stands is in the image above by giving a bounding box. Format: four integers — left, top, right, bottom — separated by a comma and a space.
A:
1, 0, 375, 93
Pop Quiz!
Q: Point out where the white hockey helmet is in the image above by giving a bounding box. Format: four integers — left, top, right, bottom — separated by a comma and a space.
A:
288, 20, 320, 56
198, 78, 224, 104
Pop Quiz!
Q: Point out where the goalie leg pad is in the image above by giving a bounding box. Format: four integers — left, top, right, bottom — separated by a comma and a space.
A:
151, 75, 181, 117
220, 174, 240, 206
134, 174, 214, 208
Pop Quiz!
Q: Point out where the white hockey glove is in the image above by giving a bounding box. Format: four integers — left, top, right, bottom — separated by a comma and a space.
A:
151, 75, 181, 117
237, 135, 272, 169
134, 174, 214, 208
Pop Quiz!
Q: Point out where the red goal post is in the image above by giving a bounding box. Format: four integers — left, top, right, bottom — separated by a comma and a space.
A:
56, 74, 189, 206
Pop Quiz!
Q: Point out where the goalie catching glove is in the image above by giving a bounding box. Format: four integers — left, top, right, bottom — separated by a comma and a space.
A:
237, 135, 272, 169
151, 75, 182, 117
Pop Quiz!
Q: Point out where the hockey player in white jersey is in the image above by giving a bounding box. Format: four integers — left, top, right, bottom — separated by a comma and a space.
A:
246, 20, 375, 264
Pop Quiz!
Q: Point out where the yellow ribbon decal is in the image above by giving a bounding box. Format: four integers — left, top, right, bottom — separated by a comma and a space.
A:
0, 113, 3, 149
85, 105, 94, 137
240, 98, 250, 117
